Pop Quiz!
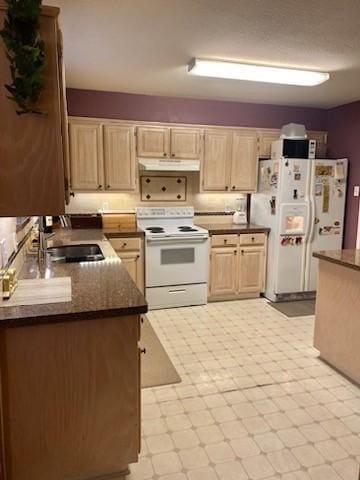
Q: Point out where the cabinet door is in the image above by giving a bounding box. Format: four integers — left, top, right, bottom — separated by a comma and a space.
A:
104, 124, 137, 191
170, 128, 201, 159
210, 248, 238, 296
119, 251, 144, 293
137, 126, 170, 158
308, 131, 327, 158
202, 129, 232, 191
69, 122, 103, 191
258, 129, 280, 158
238, 247, 264, 293
230, 130, 258, 191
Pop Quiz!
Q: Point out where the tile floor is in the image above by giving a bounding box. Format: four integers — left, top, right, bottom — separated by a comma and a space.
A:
129, 298, 360, 480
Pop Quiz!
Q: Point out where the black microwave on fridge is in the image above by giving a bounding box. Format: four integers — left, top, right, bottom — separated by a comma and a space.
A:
271, 138, 316, 159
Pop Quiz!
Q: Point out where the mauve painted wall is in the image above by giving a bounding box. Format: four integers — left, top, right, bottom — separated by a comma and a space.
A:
326, 101, 360, 248
67, 88, 327, 130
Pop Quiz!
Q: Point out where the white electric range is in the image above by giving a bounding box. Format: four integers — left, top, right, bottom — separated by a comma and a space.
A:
136, 207, 209, 310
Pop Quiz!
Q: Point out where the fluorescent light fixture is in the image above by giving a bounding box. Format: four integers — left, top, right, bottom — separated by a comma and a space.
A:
188, 58, 329, 86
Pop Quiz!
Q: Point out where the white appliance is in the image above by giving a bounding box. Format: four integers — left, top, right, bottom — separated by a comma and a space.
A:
138, 158, 200, 171
136, 207, 209, 309
271, 138, 316, 160
233, 197, 247, 225
251, 156, 347, 301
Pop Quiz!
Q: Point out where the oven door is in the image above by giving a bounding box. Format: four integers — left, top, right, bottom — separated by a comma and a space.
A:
145, 236, 209, 287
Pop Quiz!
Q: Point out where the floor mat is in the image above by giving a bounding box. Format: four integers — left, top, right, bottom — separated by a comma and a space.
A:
140, 316, 181, 388
268, 299, 316, 317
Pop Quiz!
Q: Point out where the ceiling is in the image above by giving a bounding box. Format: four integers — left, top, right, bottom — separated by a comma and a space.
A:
47, 0, 360, 108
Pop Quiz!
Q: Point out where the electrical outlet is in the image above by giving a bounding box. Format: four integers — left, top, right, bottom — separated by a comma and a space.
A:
354, 186, 360, 197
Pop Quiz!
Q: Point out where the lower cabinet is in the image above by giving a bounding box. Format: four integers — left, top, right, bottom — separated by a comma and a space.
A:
209, 233, 267, 300
109, 237, 144, 293
0, 314, 142, 480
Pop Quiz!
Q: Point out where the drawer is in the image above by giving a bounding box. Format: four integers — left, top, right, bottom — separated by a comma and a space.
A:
211, 234, 238, 247
240, 233, 266, 246
110, 237, 141, 251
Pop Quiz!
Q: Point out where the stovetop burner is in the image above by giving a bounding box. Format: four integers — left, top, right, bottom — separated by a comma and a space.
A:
178, 226, 199, 232
146, 227, 165, 233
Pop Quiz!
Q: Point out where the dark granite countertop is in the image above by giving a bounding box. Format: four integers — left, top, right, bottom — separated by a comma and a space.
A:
0, 229, 147, 328
195, 223, 270, 235
313, 249, 360, 272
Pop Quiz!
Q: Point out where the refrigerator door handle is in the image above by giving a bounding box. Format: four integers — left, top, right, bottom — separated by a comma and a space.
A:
309, 195, 316, 243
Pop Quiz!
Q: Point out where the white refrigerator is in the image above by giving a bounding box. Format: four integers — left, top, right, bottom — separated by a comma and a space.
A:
251, 157, 348, 302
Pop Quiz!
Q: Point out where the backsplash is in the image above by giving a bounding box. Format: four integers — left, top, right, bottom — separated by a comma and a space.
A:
0, 218, 17, 268
66, 173, 244, 213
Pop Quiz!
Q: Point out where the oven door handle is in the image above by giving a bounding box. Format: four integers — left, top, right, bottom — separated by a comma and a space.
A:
147, 235, 209, 243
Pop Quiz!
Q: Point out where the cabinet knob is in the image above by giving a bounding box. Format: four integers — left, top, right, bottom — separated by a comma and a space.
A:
171, 153, 175, 157
98, 185, 102, 189
163, 152, 167, 157
106, 184, 111, 189
232, 186, 236, 190
224, 239, 227, 244
234, 250, 237, 255
241, 250, 244, 255
225, 186, 229, 191
140, 317, 144, 324
140, 348, 146, 354
251, 237, 255, 242
123, 242, 127, 247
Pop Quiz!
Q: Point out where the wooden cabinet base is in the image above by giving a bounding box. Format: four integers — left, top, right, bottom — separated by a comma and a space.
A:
0, 315, 141, 480
208, 292, 260, 302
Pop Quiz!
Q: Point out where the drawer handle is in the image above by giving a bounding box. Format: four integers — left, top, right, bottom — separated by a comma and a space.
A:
169, 288, 186, 294
224, 239, 227, 243
251, 237, 255, 241
234, 250, 237, 255
123, 243, 127, 247
140, 348, 146, 354
140, 317, 144, 324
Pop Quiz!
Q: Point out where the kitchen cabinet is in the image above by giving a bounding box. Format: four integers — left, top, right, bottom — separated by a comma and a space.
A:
69, 119, 138, 192
209, 232, 267, 300
104, 124, 137, 191
202, 129, 258, 192
137, 126, 170, 158
231, 130, 258, 191
170, 127, 201, 159
258, 129, 280, 158
0, 4, 66, 216
209, 247, 238, 297
69, 121, 103, 191
109, 237, 144, 293
202, 129, 232, 191
238, 246, 264, 293
137, 125, 201, 160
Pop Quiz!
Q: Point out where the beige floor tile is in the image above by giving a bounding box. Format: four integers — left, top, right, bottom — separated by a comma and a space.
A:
152, 451, 182, 476
319, 418, 351, 437
147, 433, 175, 454
338, 434, 360, 455
196, 424, 224, 445
158, 473, 187, 480
211, 406, 236, 423
265, 412, 293, 430
166, 414, 192, 432
267, 449, 300, 473
160, 400, 185, 417
143, 418, 168, 436
220, 420, 248, 439
128, 457, 154, 479
215, 460, 248, 480
287, 408, 313, 426
314, 439, 348, 462
242, 454, 275, 479
278, 428, 307, 448
299, 423, 330, 442
308, 464, 342, 480
254, 432, 285, 453
243, 415, 271, 434
187, 466, 219, 480
189, 410, 215, 428
205, 441, 236, 463
291, 444, 325, 467
333, 458, 360, 480
306, 405, 334, 421
282, 470, 312, 480
230, 436, 260, 458
181, 397, 206, 413
179, 446, 209, 470
233, 401, 259, 419
171, 429, 200, 450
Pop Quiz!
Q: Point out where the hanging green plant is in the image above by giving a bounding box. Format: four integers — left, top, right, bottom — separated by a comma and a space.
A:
0, 0, 46, 115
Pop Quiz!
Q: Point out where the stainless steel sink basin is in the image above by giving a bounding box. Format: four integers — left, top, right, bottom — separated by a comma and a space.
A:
46, 244, 105, 263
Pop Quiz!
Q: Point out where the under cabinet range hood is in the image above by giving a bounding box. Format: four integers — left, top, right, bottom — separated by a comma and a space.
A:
138, 158, 200, 172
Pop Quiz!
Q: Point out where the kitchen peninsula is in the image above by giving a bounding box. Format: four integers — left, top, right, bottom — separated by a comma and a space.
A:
313, 250, 360, 385
0, 230, 147, 480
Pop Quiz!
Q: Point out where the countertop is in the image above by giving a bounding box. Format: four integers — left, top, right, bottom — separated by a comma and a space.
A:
0, 229, 147, 328
313, 249, 360, 272
103, 227, 145, 238
195, 223, 270, 235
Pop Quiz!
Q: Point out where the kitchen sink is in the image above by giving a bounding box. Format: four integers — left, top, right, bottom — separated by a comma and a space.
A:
46, 244, 105, 263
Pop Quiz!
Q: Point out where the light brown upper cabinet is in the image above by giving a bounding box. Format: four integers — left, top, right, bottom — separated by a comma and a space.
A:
136, 126, 170, 158
136, 126, 201, 159
0, 4, 66, 215
230, 130, 258, 191
69, 120, 138, 192
170, 128, 201, 159
202, 129, 232, 191
202, 128, 258, 192
258, 129, 280, 158
104, 125, 137, 191
69, 121, 103, 191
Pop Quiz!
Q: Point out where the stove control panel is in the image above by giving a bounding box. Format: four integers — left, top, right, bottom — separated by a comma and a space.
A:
136, 207, 194, 218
